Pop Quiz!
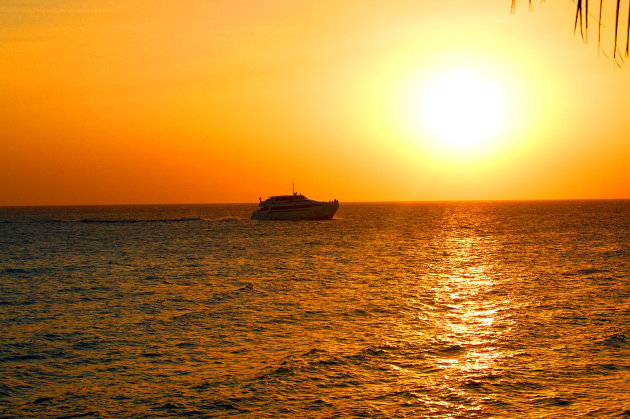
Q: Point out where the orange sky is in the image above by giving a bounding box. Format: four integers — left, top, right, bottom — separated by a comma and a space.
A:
1, 0, 629, 205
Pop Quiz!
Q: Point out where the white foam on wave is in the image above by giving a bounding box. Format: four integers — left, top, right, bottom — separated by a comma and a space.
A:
209, 216, 244, 222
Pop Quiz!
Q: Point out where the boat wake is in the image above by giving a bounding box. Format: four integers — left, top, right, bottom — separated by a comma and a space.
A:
41, 216, 245, 224
46, 217, 204, 223
210, 216, 243, 222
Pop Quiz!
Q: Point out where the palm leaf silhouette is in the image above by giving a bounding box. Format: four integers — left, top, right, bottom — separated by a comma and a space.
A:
512, 0, 629, 64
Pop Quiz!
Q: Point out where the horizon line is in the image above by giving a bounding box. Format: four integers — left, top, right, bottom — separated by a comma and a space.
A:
1, 197, 629, 208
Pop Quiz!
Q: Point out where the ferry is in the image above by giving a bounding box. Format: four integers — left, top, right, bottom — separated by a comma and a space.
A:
251, 186, 339, 220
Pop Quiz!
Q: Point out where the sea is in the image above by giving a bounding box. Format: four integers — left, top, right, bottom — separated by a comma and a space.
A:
0, 201, 629, 418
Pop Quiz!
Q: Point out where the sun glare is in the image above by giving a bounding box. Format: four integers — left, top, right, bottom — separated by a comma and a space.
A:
421, 70, 505, 152
390, 65, 512, 164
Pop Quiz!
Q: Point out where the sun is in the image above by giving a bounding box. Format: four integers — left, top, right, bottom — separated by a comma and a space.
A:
421, 69, 505, 153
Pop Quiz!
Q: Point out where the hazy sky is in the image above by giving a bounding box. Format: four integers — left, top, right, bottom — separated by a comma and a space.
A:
1, 0, 629, 205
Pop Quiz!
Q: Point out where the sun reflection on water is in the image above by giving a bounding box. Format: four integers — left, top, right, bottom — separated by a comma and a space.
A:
422, 222, 514, 405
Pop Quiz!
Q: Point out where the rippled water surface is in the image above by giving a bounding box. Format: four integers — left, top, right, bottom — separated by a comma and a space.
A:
1, 201, 629, 417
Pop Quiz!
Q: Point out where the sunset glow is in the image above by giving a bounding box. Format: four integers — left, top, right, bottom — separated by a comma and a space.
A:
2, 2, 630, 414
1, 0, 629, 205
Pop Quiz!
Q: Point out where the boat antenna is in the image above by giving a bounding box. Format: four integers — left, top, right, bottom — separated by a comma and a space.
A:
292, 182, 295, 196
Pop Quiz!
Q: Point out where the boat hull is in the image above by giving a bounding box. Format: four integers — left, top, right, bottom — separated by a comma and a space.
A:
251, 201, 338, 220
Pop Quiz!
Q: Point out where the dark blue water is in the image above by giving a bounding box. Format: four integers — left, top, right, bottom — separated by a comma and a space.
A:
1, 201, 629, 417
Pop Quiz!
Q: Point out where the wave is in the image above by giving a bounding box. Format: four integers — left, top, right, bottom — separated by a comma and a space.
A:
598, 332, 628, 348
563, 267, 610, 276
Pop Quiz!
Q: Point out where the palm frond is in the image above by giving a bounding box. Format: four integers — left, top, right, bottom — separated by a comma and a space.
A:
516, 0, 630, 61
597, 0, 604, 54
574, 0, 585, 40
613, 0, 620, 59
585, 0, 589, 41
